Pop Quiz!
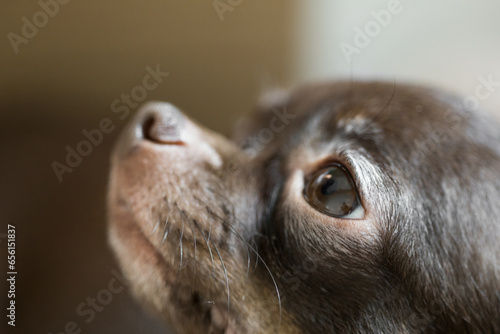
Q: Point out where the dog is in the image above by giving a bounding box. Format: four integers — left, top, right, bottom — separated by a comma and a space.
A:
108, 81, 500, 333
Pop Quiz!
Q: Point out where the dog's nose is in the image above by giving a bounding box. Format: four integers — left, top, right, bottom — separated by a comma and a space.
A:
136, 102, 186, 145
113, 102, 190, 159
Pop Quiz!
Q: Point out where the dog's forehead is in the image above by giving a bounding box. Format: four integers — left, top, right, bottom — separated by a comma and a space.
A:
281, 82, 468, 148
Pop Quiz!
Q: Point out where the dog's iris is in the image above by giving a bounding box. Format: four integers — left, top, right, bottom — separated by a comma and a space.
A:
304, 164, 364, 219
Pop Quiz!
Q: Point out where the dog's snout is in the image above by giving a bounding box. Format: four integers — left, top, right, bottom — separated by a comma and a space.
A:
137, 103, 185, 145
115, 101, 228, 166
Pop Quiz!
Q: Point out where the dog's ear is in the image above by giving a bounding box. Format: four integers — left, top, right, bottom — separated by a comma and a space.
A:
232, 87, 291, 154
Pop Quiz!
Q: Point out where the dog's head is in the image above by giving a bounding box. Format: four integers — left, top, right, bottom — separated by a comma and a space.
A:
108, 81, 500, 333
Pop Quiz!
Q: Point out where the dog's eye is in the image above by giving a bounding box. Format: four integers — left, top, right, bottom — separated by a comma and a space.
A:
304, 165, 364, 219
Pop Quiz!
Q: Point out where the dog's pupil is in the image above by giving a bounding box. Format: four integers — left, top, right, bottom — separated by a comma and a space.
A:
321, 177, 338, 195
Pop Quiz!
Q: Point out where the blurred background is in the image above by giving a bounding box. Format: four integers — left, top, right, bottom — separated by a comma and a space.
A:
1, 1, 499, 333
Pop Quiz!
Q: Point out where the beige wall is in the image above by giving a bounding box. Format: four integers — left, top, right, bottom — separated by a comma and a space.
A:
293, 0, 500, 118
1, 1, 294, 135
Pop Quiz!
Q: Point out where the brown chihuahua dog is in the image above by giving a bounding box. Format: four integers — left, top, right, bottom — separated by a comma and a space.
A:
108, 81, 500, 333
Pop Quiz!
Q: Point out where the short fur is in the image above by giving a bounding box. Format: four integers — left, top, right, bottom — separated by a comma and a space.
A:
108, 81, 500, 333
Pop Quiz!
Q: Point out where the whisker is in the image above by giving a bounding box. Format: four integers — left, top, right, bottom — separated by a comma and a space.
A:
178, 206, 185, 272
202, 191, 252, 279
184, 211, 219, 293
158, 209, 174, 243
373, 77, 397, 121
162, 226, 169, 243
217, 223, 281, 327
190, 222, 198, 291
147, 189, 283, 329
179, 209, 199, 293
196, 196, 282, 328
152, 219, 160, 234
243, 237, 282, 329
251, 238, 259, 273
212, 241, 231, 320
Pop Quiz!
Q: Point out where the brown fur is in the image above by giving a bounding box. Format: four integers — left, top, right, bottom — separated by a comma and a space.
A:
108, 81, 500, 333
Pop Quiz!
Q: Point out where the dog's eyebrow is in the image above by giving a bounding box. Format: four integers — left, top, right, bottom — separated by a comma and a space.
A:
337, 115, 384, 142
303, 103, 385, 145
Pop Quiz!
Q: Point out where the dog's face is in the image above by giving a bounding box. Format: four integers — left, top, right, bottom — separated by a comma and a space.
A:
108, 82, 500, 333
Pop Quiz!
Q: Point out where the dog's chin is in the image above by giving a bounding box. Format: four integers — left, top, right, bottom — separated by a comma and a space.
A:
108, 199, 238, 334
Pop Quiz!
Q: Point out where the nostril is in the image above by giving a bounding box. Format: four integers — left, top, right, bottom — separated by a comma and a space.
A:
140, 111, 185, 145
142, 115, 156, 142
